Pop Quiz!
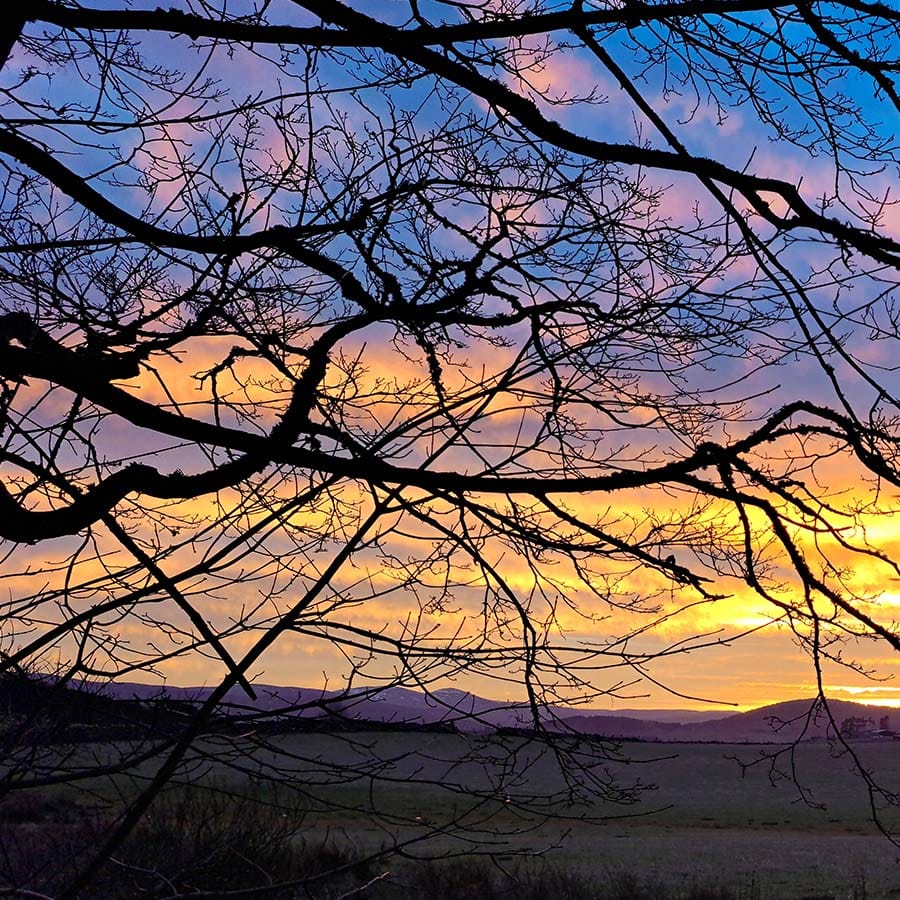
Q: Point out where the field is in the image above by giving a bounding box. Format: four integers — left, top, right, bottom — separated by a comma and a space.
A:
215, 732, 900, 897
6, 731, 900, 898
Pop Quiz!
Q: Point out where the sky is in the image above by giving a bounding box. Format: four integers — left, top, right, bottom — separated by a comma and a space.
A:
2, 1, 900, 713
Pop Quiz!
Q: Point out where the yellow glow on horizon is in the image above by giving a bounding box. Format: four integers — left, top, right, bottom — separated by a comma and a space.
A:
8, 328, 900, 716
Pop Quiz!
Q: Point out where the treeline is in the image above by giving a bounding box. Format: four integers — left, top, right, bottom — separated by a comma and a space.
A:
0, 671, 458, 744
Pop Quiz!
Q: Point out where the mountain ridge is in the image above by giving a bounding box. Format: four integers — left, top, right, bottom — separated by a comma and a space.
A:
94, 681, 899, 742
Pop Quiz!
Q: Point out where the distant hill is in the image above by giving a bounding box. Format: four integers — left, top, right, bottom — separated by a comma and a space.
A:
97, 681, 561, 730
559, 697, 899, 742
592, 708, 736, 724
87, 680, 898, 742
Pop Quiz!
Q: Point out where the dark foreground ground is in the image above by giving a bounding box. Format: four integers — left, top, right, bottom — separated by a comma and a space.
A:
3, 731, 900, 898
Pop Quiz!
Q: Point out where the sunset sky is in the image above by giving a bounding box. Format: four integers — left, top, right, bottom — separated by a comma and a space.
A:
3, 1, 900, 715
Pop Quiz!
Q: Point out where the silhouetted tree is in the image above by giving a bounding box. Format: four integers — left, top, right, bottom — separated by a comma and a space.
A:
2, 1, 900, 895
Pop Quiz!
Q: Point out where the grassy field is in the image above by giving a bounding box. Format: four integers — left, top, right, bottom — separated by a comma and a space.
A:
5, 731, 900, 897
156, 731, 900, 897
551, 739, 900, 898
255, 732, 900, 897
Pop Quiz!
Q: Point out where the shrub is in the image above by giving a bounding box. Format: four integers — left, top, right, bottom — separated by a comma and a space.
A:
105, 787, 363, 897
0, 785, 367, 899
